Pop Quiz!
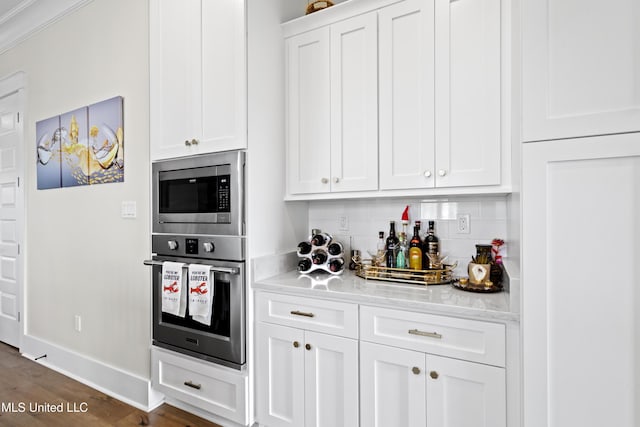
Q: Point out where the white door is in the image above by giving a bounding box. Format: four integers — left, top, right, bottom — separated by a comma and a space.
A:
522, 133, 640, 427
522, 0, 640, 142
304, 331, 359, 427
378, 0, 436, 190
286, 27, 331, 194
426, 354, 506, 427
434, 0, 501, 187
360, 341, 426, 427
256, 322, 305, 427
0, 88, 23, 348
329, 12, 379, 193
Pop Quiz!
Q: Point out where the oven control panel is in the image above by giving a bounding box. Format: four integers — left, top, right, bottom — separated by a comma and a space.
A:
152, 234, 244, 261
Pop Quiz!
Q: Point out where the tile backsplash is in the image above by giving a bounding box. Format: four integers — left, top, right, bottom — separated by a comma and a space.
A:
307, 196, 509, 276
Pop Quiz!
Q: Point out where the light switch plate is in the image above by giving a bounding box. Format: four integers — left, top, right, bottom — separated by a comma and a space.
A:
121, 201, 137, 218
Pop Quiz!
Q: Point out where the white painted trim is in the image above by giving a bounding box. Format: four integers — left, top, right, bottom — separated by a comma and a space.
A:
21, 334, 163, 411
0, 0, 94, 55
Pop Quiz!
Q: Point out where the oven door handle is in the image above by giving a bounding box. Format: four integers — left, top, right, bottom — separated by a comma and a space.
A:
143, 259, 239, 275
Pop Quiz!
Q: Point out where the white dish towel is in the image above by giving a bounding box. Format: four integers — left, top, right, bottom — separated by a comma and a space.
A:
188, 264, 213, 326
161, 261, 186, 317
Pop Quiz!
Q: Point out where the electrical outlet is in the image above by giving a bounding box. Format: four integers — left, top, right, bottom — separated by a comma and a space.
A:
456, 214, 470, 234
338, 215, 349, 231
74, 315, 82, 332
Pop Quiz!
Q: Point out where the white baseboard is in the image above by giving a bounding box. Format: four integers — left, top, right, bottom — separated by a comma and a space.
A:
20, 334, 164, 411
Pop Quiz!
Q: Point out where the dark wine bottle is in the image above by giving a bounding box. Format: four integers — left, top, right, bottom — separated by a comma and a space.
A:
424, 220, 439, 269
297, 258, 312, 272
409, 226, 423, 270
311, 249, 328, 265
327, 242, 343, 256
313, 233, 331, 247
297, 241, 312, 255
328, 258, 344, 273
385, 221, 399, 268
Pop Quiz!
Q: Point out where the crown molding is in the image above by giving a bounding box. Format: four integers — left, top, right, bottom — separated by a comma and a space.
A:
0, 0, 94, 55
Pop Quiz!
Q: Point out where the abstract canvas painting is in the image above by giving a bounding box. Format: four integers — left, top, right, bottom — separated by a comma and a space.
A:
36, 96, 124, 189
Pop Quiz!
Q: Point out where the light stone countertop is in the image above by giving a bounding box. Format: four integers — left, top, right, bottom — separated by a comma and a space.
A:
252, 259, 519, 323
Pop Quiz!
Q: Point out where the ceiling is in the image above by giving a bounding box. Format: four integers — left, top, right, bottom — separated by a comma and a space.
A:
0, 0, 92, 55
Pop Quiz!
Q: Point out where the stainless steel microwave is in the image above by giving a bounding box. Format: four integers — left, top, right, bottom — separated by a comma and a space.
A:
152, 151, 245, 236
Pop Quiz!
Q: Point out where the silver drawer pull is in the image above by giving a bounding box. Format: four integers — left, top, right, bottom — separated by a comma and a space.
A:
408, 328, 442, 339
291, 310, 315, 318
184, 380, 202, 390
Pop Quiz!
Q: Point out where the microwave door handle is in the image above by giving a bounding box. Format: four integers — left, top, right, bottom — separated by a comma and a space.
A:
142, 260, 239, 275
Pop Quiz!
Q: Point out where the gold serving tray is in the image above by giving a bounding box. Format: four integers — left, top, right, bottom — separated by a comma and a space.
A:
355, 262, 457, 286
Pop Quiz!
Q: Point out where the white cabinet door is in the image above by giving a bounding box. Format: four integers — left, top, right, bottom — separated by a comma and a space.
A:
522, 133, 640, 427
256, 323, 305, 427
379, 0, 436, 190
360, 341, 426, 427
330, 12, 379, 192
150, 0, 246, 160
304, 331, 359, 427
522, 0, 640, 142
426, 354, 506, 427
434, 0, 501, 187
286, 27, 331, 194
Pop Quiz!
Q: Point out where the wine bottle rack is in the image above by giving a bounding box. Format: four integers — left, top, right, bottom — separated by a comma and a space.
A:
297, 232, 344, 275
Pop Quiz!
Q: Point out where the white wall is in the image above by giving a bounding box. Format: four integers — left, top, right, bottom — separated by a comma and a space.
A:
247, 0, 310, 262
0, 0, 151, 379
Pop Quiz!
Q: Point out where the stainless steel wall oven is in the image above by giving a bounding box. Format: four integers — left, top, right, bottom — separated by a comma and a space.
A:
146, 151, 246, 370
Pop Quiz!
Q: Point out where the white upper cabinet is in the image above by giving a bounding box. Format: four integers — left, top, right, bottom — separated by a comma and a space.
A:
378, 0, 435, 190
150, 0, 246, 160
284, 0, 507, 198
434, 0, 501, 187
522, 0, 640, 142
287, 13, 378, 194
286, 27, 332, 194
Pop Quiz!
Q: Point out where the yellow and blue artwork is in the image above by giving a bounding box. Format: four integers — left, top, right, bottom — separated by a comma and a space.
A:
36, 96, 124, 189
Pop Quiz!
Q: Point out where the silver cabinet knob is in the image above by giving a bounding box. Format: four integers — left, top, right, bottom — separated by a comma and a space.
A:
184, 140, 191, 146
430, 371, 439, 379
333, 177, 340, 184
191, 139, 199, 145
424, 170, 432, 178
412, 367, 421, 375
321, 178, 329, 184
438, 170, 447, 177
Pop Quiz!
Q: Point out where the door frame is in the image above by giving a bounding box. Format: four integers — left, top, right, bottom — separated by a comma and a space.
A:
0, 71, 25, 350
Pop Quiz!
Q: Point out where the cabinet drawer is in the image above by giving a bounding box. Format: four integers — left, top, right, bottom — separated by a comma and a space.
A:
256, 292, 358, 338
151, 347, 248, 425
360, 305, 505, 367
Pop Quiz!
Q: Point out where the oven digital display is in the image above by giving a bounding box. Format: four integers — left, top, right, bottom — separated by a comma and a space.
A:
185, 238, 198, 255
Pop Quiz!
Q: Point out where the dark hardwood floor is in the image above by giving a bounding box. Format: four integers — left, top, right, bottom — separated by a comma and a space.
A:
0, 342, 222, 426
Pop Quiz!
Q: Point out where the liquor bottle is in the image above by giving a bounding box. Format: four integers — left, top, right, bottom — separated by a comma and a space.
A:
396, 232, 407, 268
385, 221, 399, 268
311, 249, 328, 265
328, 258, 344, 273
297, 258, 312, 272
409, 226, 423, 270
424, 220, 440, 269
297, 241, 312, 255
376, 231, 386, 265
327, 241, 343, 256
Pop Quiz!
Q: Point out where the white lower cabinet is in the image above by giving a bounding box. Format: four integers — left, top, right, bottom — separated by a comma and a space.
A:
360, 342, 506, 427
255, 292, 359, 427
256, 323, 359, 427
151, 346, 249, 425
